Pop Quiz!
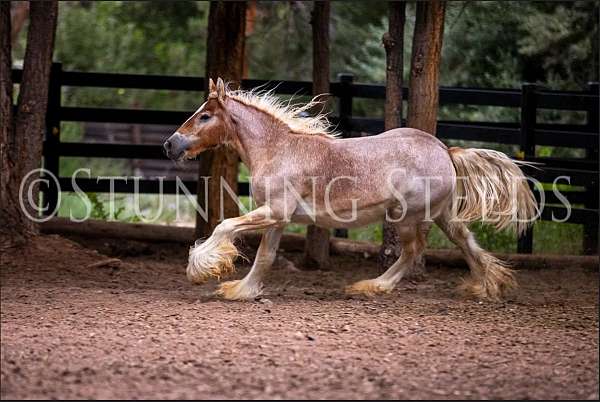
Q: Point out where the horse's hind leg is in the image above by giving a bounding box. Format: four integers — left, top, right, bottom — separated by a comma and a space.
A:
346, 224, 427, 296
215, 225, 284, 300
434, 212, 516, 300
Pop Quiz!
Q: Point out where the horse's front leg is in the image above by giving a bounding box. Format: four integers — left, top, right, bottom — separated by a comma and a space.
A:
186, 205, 279, 285
215, 225, 284, 300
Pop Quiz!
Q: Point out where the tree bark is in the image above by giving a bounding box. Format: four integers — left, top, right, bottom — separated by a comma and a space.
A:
196, 1, 247, 238
10, 1, 30, 46
243, 0, 256, 79
303, 0, 331, 270
407, 0, 446, 135
1, 2, 17, 240
405, 0, 446, 275
378, 2, 406, 270
1, 1, 58, 245
1, 2, 13, 149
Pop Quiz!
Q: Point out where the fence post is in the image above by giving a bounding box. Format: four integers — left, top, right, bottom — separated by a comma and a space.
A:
583, 82, 599, 254
334, 73, 353, 238
337, 73, 354, 136
43, 62, 62, 216
517, 83, 536, 254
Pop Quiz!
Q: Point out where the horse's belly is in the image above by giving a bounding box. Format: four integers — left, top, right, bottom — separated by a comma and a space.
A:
290, 203, 388, 229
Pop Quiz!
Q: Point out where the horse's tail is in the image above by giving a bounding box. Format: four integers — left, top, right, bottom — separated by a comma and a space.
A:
448, 147, 538, 235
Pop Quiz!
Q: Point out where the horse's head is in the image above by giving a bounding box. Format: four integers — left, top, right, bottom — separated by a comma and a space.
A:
164, 77, 234, 161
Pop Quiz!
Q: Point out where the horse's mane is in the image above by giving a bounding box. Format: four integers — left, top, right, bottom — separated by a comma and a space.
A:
227, 87, 338, 138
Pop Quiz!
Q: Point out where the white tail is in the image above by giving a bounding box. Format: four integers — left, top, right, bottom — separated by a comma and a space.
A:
448, 147, 538, 235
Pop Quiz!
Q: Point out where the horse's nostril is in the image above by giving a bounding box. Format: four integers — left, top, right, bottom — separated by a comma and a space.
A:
164, 140, 172, 151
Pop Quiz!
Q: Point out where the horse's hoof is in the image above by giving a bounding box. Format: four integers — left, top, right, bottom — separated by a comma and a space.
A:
215, 280, 263, 301
187, 237, 239, 284
345, 279, 392, 297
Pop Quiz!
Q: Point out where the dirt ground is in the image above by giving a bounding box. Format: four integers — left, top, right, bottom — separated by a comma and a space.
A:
1, 234, 598, 400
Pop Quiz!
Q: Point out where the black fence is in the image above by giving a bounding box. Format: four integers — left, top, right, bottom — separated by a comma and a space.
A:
11, 63, 599, 254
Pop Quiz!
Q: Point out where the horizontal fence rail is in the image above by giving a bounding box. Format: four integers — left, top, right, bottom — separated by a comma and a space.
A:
11, 63, 600, 254
12, 68, 598, 108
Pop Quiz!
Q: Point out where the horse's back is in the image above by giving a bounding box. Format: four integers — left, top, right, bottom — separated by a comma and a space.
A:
354, 127, 448, 149
333, 127, 450, 168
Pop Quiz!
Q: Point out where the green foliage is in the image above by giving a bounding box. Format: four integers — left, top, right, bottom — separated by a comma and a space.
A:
331, 2, 388, 83
285, 223, 307, 236
426, 221, 582, 255
349, 223, 383, 243
516, 2, 599, 88
442, 1, 598, 90
54, 2, 207, 75
533, 220, 583, 254
47, 2, 208, 112
246, 3, 312, 81
87, 192, 125, 221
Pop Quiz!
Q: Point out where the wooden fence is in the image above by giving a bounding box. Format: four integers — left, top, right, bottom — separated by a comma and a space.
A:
11, 63, 599, 254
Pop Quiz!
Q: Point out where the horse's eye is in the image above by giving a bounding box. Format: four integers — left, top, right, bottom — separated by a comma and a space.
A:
199, 114, 211, 122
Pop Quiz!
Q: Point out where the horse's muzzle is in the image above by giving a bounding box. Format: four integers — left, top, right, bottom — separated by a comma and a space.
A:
164, 132, 191, 161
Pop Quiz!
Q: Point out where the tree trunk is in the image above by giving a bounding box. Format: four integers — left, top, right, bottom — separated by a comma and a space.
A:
10, 1, 30, 46
405, 0, 446, 275
1, 1, 17, 241
1, 1, 58, 245
378, 2, 406, 270
407, 0, 446, 134
243, 0, 256, 79
196, 1, 247, 238
303, 0, 331, 270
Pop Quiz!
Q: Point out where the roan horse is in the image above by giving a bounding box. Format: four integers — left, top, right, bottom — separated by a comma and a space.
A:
164, 78, 537, 301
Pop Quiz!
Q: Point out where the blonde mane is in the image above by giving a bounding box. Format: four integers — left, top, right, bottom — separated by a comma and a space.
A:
227, 88, 338, 138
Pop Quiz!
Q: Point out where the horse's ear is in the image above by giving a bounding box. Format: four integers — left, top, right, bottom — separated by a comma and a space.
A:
208, 78, 216, 93
216, 77, 226, 101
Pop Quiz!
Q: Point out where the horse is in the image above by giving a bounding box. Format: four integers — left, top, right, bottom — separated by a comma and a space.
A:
163, 78, 538, 301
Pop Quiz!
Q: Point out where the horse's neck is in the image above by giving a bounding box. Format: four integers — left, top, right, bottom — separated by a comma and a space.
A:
228, 100, 289, 171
